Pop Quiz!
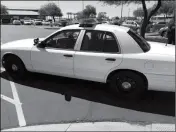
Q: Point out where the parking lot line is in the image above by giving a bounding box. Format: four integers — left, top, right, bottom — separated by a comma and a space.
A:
1, 94, 22, 105
9, 76, 26, 127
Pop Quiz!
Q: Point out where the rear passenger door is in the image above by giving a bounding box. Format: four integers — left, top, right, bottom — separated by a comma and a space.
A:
74, 30, 123, 82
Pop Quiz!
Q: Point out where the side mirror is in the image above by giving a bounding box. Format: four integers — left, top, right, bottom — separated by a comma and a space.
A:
34, 38, 39, 45
37, 41, 46, 48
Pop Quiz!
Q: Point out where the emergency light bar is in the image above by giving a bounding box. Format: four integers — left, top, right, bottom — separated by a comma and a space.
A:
79, 18, 101, 27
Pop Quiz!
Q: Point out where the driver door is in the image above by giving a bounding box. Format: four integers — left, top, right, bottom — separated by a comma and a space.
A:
31, 30, 81, 77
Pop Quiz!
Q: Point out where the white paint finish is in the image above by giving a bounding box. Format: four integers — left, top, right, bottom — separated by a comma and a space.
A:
145, 74, 175, 92
31, 47, 75, 77
114, 30, 143, 54
1, 39, 34, 71
147, 41, 175, 56
1, 24, 175, 92
74, 52, 123, 82
9, 77, 26, 127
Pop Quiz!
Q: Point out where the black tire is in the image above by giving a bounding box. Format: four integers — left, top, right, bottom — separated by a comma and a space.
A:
4, 56, 27, 79
109, 71, 147, 99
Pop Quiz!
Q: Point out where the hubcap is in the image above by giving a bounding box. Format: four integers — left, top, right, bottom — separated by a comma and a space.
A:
12, 64, 18, 71
121, 82, 132, 89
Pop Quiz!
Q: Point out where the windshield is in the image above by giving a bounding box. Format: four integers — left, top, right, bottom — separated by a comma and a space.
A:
127, 29, 150, 52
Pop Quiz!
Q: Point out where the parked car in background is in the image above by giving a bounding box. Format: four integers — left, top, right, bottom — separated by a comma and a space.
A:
12, 20, 21, 25
110, 19, 123, 26
101, 21, 110, 24
54, 21, 62, 26
20, 19, 24, 25
23, 20, 33, 25
121, 20, 140, 33
42, 20, 51, 25
33, 19, 43, 25
151, 21, 167, 32
158, 26, 168, 37
59, 20, 68, 27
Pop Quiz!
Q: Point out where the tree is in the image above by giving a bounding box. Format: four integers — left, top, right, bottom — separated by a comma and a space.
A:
39, 2, 63, 22
1, 4, 8, 15
70, 12, 73, 19
67, 12, 72, 19
133, 8, 144, 19
157, 1, 175, 21
83, 5, 97, 18
133, 7, 154, 19
97, 12, 107, 20
100, 0, 162, 38
67, 12, 70, 19
76, 11, 85, 20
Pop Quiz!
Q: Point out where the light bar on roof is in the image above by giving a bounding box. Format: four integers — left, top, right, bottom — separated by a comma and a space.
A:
79, 18, 100, 27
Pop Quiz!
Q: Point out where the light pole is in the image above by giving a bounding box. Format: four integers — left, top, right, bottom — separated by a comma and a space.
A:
121, 1, 124, 19
128, 8, 130, 18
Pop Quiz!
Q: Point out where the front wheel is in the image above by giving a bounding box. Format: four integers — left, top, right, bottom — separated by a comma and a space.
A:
109, 71, 147, 99
4, 56, 27, 79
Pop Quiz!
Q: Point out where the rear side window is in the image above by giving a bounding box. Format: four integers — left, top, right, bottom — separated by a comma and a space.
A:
103, 32, 119, 53
128, 30, 150, 52
81, 30, 119, 53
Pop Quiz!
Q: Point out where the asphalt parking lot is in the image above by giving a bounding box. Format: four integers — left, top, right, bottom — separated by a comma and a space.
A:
1, 25, 175, 130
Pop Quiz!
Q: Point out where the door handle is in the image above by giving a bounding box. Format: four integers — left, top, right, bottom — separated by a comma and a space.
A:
63, 54, 73, 57
105, 58, 116, 61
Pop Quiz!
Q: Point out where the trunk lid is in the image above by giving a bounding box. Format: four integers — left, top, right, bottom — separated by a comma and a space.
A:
147, 41, 175, 56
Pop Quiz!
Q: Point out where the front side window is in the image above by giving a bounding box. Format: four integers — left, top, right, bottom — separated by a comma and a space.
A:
128, 29, 150, 52
45, 30, 80, 50
81, 30, 119, 53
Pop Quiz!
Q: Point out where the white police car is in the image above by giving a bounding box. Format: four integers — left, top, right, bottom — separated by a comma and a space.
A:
1, 19, 175, 98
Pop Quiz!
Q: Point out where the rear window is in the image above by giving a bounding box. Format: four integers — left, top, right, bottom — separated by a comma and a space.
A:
127, 30, 150, 52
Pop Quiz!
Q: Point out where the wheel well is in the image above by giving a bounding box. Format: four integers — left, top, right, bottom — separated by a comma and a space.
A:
107, 69, 148, 88
2, 53, 26, 68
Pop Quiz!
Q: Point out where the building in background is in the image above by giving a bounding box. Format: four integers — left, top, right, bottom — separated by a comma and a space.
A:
151, 14, 174, 23
1, 9, 39, 24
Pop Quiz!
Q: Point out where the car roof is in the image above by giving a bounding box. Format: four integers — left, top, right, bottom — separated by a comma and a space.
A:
61, 24, 130, 33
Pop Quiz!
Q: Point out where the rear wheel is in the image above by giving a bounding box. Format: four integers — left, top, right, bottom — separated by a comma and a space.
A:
4, 55, 27, 79
109, 71, 147, 99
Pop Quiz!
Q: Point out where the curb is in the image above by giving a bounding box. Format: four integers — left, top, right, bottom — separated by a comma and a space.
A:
2, 122, 175, 131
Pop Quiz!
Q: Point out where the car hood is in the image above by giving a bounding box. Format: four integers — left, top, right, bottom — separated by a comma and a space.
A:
1, 38, 45, 50
147, 41, 175, 56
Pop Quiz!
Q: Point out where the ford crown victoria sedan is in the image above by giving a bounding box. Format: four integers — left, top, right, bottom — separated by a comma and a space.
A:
1, 23, 175, 99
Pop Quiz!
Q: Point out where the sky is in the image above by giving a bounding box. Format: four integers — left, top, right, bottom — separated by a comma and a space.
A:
1, 1, 156, 18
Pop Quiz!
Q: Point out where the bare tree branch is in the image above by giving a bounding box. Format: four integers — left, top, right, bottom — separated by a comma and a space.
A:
141, 0, 148, 19
148, 0, 161, 20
